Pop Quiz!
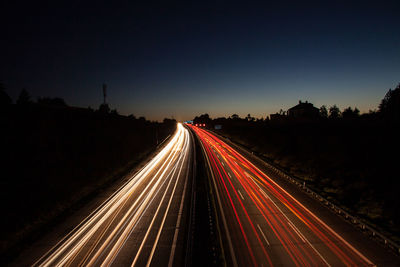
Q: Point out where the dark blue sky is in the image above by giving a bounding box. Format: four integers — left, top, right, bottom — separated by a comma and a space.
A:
1, 1, 399, 121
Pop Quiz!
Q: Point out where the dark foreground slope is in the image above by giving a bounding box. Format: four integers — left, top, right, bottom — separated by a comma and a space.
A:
0, 104, 175, 263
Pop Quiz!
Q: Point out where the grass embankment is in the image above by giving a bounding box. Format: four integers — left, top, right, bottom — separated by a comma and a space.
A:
0, 105, 175, 263
216, 119, 400, 242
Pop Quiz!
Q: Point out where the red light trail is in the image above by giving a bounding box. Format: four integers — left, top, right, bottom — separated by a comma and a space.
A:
190, 125, 374, 267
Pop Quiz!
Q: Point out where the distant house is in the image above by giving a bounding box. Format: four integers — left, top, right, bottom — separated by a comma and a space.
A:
269, 113, 287, 122
287, 101, 319, 119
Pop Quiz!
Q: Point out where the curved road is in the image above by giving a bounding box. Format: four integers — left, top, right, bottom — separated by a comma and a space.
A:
32, 123, 194, 267
191, 125, 381, 266
12, 122, 400, 266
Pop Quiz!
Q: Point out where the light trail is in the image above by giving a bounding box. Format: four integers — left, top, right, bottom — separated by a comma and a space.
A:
190, 125, 375, 267
33, 123, 193, 267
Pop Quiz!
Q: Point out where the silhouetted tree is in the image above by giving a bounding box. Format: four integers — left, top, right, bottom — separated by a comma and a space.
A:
37, 97, 67, 107
194, 113, 212, 125
110, 109, 119, 116
16, 88, 32, 105
163, 118, 176, 125
329, 105, 341, 119
231, 114, 239, 120
98, 103, 110, 114
246, 113, 255, 122
0, 82, 12, 106
342, 107, 352, 118
199, 113, 210, 120
342, 107, 360, 119
319, 105, 328, 118
379, 83, 400, 121
379, 89, 392, 112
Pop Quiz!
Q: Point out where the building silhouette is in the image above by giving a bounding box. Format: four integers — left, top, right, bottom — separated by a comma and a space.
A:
287, 100, 319, 119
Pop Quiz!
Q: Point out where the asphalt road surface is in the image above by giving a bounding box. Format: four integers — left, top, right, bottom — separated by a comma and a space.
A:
11, 122, 400, 266
190, 125, 399, 267
31, 123, 194, 267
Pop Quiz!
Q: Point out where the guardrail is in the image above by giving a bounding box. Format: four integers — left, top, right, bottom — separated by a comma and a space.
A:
262, 161, 400, 255
156, 134, 171, 148
211, 130, 400, 256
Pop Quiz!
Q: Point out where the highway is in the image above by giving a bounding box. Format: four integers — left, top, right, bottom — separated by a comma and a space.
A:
190, 125, 376, 267
32, 123, 194, 267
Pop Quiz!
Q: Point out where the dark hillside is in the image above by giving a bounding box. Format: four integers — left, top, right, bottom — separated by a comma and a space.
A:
0, 104, 175, 261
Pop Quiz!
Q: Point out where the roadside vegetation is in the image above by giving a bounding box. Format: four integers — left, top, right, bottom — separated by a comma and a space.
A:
0, 84, 176, 263
193, 83, 400, 242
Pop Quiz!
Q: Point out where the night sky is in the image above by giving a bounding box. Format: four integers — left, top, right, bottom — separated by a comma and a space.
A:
1, 1, 399, 121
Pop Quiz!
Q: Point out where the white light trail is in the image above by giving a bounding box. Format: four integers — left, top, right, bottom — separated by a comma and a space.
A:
33, 123, 192, 267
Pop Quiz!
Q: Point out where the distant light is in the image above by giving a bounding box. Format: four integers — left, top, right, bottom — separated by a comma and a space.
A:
203, 124, 205, 127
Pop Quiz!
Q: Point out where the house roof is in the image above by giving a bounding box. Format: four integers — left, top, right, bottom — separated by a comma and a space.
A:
288, 101, 318, 111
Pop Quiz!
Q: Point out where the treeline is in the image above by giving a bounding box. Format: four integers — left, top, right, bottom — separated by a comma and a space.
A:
0, 84, 176, 262
193, 83, 400, 241
195, 104, 371, 125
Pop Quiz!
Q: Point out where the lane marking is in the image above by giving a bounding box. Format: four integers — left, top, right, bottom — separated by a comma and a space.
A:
237, 190, 245, 200
168, 131, 191, 267
257, 224, 270, 246
259, 188, 331, 267
44, 126, 186, 267
199, 140, 238, 267
287, 220, 306, 243
34, 127, 184, 267
100, 127, 187, 266
146, 132, 190, 267
127, 129, 189, 266
234, 148, 374, 265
